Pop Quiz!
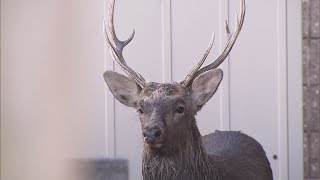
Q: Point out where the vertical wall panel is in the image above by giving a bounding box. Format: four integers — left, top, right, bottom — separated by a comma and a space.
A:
219, 0, 231, 131
161, 0, 173, 83
228, 0, 286, 179
64, 0, 107, 159
287, 1, 303, 179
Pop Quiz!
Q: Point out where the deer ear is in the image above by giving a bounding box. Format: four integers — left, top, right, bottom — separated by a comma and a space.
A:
104, 71, 142, 107
191, 69, 223, 111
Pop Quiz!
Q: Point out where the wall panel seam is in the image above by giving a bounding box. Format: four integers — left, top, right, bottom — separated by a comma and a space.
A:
277, 0, 289, 179
219, 0, 230, 131
287, 0, 303, 179
161, 0, 172, 83
105, 0, 116, 158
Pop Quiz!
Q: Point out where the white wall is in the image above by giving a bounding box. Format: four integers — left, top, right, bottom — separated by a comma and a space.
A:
1, 0, 303, 180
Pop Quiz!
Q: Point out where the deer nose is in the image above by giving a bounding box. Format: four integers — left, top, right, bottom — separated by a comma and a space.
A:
143, 127, 161, 143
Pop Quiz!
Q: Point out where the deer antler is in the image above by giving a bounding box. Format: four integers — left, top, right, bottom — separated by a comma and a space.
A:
181, 0, 246, 87
105, 0, 147, 88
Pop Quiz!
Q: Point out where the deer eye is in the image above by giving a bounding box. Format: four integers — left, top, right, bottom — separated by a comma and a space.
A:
137, 108, 143, 114
137, 100, 145, 115
176, 106, 185, 114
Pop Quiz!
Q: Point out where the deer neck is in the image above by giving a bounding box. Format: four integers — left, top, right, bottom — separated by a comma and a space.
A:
142, 122, 223, 180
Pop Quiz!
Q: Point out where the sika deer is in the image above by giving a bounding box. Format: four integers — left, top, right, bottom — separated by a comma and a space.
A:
103, 0, 273, 179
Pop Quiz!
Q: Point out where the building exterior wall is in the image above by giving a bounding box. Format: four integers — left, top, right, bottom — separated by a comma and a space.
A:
303, 0, 320, 179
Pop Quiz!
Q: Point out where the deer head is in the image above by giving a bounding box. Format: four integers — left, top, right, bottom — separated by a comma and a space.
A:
104, 0, 245, 152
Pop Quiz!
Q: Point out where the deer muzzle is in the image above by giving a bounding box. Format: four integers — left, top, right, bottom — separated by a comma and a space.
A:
143, 126, 165, 148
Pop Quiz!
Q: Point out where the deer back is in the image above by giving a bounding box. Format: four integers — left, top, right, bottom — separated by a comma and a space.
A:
203, 131, 273, 180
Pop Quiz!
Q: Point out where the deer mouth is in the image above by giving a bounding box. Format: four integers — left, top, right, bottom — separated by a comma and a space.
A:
144, 137, 166, 149
149, 142, 163, 149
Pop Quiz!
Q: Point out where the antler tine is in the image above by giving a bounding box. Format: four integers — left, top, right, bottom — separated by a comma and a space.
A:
181, 0, 246, 87
181, 32, 215, 87
105, 0, 146, 87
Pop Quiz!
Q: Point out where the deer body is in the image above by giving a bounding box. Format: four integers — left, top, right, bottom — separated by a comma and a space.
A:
203, 131, 273, 180
103, 0, 273, 179
143, 127, 273, 180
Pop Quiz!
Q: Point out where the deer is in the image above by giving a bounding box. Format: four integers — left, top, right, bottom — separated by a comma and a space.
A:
103, 0, 273, 179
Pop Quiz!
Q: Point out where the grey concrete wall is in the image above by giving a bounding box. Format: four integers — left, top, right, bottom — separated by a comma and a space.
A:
303, 0, 320, 180
71, 159, 128, 180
